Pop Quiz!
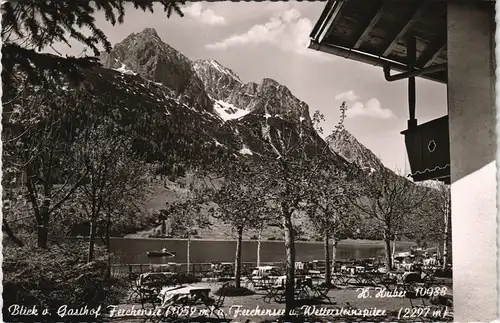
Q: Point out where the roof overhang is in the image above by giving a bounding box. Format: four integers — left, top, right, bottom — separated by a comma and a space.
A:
309, 0, 448, 84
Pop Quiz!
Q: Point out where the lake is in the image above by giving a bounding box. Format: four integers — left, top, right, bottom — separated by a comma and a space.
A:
109, 238, 416, 264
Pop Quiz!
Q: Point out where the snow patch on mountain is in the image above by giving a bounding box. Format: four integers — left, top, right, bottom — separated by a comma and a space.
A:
213, 100, 251, 121
239, 145, 253, 155
114, 63, 137, 76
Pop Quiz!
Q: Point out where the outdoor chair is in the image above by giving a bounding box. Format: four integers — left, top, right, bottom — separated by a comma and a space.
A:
204, 282, 229, 319
331, 272, 345, 286
308, 282, 333, 304
358, 271, 382, 286
294, 280, 310, 300
244, 276, 256, 290
421, 268, 438, 286
380, 275, 398, 291
263, 284, 285, 303
128, 272, 142, 302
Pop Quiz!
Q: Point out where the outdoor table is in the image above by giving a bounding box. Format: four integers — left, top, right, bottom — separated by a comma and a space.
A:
264, 276, 312, 303
388, 271, 407, 282
250, 275, 279, 289
159, 285, 211, 306
138, 272, 178, 296
308, 270, 321, 274
152, 285, 216, 322
273, 275, 312, 287
139, 272, 176, 286
139, 272, 176, 281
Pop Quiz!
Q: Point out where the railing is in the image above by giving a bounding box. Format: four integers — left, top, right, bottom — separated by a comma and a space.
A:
110, 261, 284, 279
110, 259, 384, 279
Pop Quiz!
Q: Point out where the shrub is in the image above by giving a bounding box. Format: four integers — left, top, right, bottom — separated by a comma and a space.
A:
3, 242, 127, 321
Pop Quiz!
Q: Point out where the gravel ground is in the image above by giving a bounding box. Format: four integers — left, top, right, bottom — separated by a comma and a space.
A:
108, 281, 453, 323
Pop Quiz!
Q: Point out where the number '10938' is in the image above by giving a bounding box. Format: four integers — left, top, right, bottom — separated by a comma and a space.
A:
415, 287, 448, 297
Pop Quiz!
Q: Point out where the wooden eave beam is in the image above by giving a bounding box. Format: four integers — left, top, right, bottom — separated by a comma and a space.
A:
416, 39, 446, 68
353, 2, 385, 49
317, 1, 346, 44
382, 2, 429, 57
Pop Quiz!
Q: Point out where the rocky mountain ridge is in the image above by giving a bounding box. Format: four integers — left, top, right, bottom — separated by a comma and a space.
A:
101, 28, 313, 129
100, 28, 213, 114
326, 130, 386, 172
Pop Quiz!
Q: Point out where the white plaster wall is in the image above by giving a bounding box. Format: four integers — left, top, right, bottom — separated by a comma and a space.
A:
447, 2, 497, 321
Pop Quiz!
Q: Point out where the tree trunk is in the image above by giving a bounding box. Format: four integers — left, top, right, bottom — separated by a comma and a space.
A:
37, 208, 50, 249
383, 230, 392, 271
187, 230, 191, 275
392, 233, 397, 260
282, 203, 296, 316
160, 215, 166, 236
442, 201, 451, 270
88, 217, 97, 263
37, 225, 48, 249
323, 232, 331, 286
25, 163, 49, 249
332, 239, 338, 273
235, 226, 243, 288
105, 214, 111, 278
105, 218, 111, 251
257, 226, 262, 267
3, 219, 24, 247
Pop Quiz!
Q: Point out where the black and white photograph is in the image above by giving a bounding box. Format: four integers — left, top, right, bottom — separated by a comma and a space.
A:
1, 1, 497, 322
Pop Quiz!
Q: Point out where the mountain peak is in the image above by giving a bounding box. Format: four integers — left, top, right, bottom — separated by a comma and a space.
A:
326, 130, 385, 171
260, 78, 281, 89
138, 27, 160, 38
100, 29, 213, 112
193, 59, 243, 100
194, 59, 242, 83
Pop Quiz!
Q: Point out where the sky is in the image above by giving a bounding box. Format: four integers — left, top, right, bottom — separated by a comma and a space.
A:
49, 1, 448, 173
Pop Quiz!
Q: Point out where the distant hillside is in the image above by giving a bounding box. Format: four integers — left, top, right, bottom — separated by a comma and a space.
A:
4, 27, 425, 243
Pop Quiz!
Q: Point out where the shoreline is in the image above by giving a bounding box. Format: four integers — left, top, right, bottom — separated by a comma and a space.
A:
62, 236, 417, 246
116, 236, 416, 245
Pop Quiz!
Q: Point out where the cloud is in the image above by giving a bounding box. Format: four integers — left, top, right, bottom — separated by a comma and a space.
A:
205, 8, 330, 60
346, 98, 395, 119
183, 3, 226, 26
334, 90, 359, 102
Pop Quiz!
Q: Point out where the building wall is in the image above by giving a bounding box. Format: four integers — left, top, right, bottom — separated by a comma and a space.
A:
447, 2, 497, 321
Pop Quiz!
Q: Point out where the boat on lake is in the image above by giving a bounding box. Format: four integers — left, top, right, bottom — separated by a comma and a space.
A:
146, 248, 176, 258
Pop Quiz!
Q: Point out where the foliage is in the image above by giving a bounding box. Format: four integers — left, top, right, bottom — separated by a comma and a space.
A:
2, 79, 90, 248
70, 117, 150, 261
2, 53, 232, 246
405, 182, 450, 243
350, 168, 430, 269
3, 242, 127, 320
164, 186, 211, 237
1, 0, 186, 85
217, 104, 352, 313
305, 166, 361, 242
202, 158, 270, 232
